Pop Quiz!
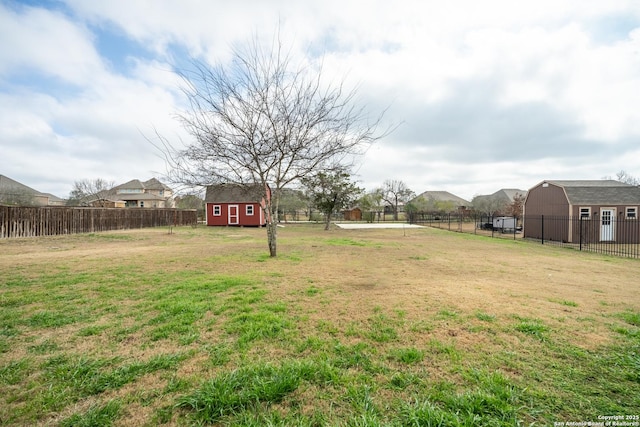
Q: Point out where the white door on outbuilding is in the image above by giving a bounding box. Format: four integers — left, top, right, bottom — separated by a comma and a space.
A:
600, 208, 615, 241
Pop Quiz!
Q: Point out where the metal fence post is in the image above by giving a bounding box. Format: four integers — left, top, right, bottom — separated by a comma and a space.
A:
579, 216, 583, 251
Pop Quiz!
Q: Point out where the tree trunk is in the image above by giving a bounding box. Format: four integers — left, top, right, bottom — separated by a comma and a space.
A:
324, 215, 331, 230
266, 221, 277, 257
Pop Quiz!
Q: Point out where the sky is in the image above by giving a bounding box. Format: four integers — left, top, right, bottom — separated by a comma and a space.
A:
1, 0, 640, 202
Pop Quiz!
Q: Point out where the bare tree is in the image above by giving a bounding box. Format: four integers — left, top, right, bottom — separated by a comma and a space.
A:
67, 179, 115, 207
380, 179, 414, 221
156, 36, 387, 256
616, 170, 640, 186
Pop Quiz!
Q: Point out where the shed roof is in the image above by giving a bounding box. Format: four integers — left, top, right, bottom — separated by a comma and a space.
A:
205, 184, 265, 203
540, 180, 640, 205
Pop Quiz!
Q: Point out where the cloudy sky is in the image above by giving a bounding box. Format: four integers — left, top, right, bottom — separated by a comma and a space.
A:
2, 0, 639, 202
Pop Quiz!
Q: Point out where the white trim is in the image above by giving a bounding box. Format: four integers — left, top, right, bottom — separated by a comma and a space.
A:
579, 207, 591, 218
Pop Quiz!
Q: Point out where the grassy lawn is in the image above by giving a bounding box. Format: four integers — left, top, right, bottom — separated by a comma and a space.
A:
0, 224, 639, 426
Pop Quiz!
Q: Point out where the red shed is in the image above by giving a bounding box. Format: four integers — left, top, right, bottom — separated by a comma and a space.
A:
205, 184, 268, 227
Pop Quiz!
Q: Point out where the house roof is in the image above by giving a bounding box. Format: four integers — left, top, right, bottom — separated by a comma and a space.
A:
475, 188, 526, 203
0, 174, 41, 195
143, 178, 171, 191
111, 178, 172, 196
414, 190, 470, 206
115, 179, 145, 191
539, 180, 640, 205
205, 184, 265, 203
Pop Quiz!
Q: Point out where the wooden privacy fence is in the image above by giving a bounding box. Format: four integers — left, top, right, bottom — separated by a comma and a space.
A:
0, 206, 198, 238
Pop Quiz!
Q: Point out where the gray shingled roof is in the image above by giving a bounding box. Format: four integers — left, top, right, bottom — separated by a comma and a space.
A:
143, 178, 171, 191
205, 184, 265, 203
414, 190, 470, 206
115, 179, 145, 191
545, 180, 640, 205
0, 174, 41, 195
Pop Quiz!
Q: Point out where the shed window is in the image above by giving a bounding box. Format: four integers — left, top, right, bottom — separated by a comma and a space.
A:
246, 205, 254, 216
579, 207, 591, 218
213, 205, 221, 216
626, 207, 637, 219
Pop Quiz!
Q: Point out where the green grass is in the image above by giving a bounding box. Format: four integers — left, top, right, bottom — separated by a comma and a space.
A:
59, 399, 122, 427
1, 225, 639, 426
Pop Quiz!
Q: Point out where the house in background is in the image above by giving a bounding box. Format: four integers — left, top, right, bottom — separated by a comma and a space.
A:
410, 190, 470, 213
0, 174, 65, 206
109, 178, 175, 208
523, 180, 640, 243
205, 183, 268, 227
472, 188, 527, 215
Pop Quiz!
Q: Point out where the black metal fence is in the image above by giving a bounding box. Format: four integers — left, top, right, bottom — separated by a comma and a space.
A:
409, 213, 640, 259
0, 206, 198, 238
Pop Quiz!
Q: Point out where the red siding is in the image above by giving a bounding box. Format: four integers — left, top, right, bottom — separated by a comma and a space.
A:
206, 202, 265, 226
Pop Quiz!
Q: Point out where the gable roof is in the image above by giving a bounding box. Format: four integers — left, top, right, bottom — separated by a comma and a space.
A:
539, 180, 640, 205
0, 174, 41, 195
205, 184, 266, 203
495, 188, 526, 201
474, 188, 526, 203
115, 179, 145, 191
414, 190, 470, 206
143, 178, 171, 191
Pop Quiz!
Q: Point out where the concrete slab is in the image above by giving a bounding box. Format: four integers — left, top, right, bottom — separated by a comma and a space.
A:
334, 223, 424, 229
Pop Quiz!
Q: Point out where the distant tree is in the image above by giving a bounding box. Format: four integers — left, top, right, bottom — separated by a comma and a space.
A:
471, 195, 506, 216
358, 189, 384, 222
505, 192, 526, 219
155, 36, 387, 257
381, 179, 414, 220
302, 170, 362, 230
616, 170, 640, 186
67, 179, 115, 207
175, 193, 204, 220
278, 188, 308, 222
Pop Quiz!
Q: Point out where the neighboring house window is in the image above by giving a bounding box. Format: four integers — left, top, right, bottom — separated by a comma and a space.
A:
579, 207, 591, 218
626, 207, 637, 219
213, 205, 221, 216
246, 205, 254, 216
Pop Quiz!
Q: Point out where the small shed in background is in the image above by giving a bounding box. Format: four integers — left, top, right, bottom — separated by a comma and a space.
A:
343, 207, 362, 221
205, 184, 268, 227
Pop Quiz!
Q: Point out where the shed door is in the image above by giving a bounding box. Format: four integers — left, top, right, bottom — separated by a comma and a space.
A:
600, 208, 615, 241
228, 205, 239, 225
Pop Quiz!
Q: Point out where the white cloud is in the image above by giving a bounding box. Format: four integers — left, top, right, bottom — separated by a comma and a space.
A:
0, 3, 104, 84
1, 0, 639, 199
